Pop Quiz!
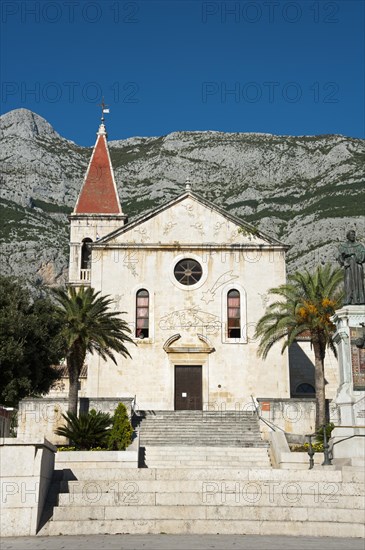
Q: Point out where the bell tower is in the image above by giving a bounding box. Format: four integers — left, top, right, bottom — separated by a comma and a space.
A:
69, 115, 127, 285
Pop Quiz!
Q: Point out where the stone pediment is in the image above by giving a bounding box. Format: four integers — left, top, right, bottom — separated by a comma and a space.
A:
163, 333, 215, 354
96, 192, 286, 248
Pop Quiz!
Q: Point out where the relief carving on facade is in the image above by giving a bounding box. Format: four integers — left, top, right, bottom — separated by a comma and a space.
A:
113, 293, 125, 310
123, 250, 139, 277
159, 307, 221, 334
213, 221, 227, 236
201, 270, 239, 304
163, 221, 177, 235
134, 227, 150, 243
181, 201, 195, 217
258, 292, 270, 308
190, 222, 205, 236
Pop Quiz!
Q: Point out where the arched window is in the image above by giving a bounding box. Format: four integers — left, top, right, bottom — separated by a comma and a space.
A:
296, 383, 315, 395
81, 238, 92, 270
136, 289, 149, 338
227, 289, 241, 339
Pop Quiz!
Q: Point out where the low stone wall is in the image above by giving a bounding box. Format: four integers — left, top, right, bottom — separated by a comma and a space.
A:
55, 433, 139, 473
17, 397, 134, 445
331, 425, 365, 463
269, 431, 324, 470
0, 438, 56, 536
257, 398, 339, 437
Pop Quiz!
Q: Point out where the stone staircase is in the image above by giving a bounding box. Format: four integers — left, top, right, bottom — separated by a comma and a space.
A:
46, 465, 365, 537
137, 410, 270, 468
41, 411, 365, 537
137, 410, 267, 447
143, 446, 271, 468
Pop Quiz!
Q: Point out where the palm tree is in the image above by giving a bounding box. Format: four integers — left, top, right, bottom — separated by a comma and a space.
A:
254, 264, 343, 430
55, 410, 112, 450
53, 286, 134, 415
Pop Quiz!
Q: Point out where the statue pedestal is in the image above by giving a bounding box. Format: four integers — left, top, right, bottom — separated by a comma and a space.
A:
331, 306, 365, 462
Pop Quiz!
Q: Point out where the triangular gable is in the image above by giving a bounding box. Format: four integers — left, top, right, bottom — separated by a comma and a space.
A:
96, 192, 287, 247
74, 125, 122, 215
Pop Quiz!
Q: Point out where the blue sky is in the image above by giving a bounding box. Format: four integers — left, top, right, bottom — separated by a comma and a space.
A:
1, 0, 364, 145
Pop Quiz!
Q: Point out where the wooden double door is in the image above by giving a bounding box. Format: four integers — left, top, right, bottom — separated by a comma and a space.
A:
174, 365, 202, 410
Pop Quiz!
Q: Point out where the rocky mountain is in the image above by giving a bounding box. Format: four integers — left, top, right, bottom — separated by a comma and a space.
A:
1, 108, 364, 287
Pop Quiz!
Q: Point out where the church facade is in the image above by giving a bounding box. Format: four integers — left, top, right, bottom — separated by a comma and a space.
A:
68, 121, 293, 411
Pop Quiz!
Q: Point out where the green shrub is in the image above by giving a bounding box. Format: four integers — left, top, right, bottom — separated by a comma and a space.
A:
55, 409, 112, 450
107, 403, 134, 450
290, 442, 324, 453
314, 422, 335, 444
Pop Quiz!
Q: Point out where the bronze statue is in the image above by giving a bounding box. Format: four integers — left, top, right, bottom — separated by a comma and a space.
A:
337, 230, 365, 305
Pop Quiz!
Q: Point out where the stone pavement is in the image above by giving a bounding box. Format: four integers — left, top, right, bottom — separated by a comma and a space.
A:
1, 535, 364, 550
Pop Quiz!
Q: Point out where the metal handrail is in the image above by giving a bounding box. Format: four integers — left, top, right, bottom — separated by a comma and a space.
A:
305, 424, 364, 469
330, 433, 365, 449
332, 425, 365, 429
131, 395, 138, 416
250, 395, 286, 433
306, 428, 332, 468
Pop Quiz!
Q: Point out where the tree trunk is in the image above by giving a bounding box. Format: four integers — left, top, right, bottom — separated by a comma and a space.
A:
313, 342, 326, 431
67, 360, 79, 415
67, 342, 86, 415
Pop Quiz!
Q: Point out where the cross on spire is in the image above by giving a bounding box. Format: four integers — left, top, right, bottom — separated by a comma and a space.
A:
99, 97, 109, 123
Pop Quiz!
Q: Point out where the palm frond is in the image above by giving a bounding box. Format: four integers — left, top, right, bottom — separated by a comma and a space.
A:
255, 263, 342, 360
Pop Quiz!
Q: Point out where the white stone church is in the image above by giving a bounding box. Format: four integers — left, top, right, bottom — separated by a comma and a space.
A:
67, 120, 338, 412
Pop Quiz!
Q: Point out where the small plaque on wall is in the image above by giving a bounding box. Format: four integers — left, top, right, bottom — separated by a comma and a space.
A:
350, 328, 365, 391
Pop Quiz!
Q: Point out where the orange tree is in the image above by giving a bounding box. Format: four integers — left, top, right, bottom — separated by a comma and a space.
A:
254, 264, 343, 430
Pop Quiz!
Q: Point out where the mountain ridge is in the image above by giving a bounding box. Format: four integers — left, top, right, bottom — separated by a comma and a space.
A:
1, 108, 364, 287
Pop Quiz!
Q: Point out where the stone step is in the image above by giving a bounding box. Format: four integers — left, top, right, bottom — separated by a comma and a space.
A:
138, 423, 259, 426
140, 435, 261, 439
55, 466, 348, 482
144, 453, 270, 459
140, 437, 264, 441
140, 435, 262, 440
144, 447, 271, 467
139, 414, 259, 417
139, 427, 260, 431
139, 415, 259, 419
144, 447, 269, 454
140, 428, 260, 432
140, 439, 265, 444
140, 434, 263, 438
144, 461, 272, 468
52, 504, 365, 523
60, 479, 364, 498
140, 441, 267, 447
146, 446, 268, 460
139, 423, 261, 428
139, 421, 259, 426
140, 430, 259, 433
140, 432, 260, 436
57, 490, 365, 509
48, 518, 365, 537
140, 437, 265, 441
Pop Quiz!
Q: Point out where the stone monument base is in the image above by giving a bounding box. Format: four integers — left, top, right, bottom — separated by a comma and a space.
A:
331, 305, 365, 463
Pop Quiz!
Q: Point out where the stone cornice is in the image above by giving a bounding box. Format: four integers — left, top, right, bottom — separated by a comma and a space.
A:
91, 242, 287, 251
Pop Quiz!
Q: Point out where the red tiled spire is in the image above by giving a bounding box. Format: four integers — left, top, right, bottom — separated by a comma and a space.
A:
74, 123, 122, 214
